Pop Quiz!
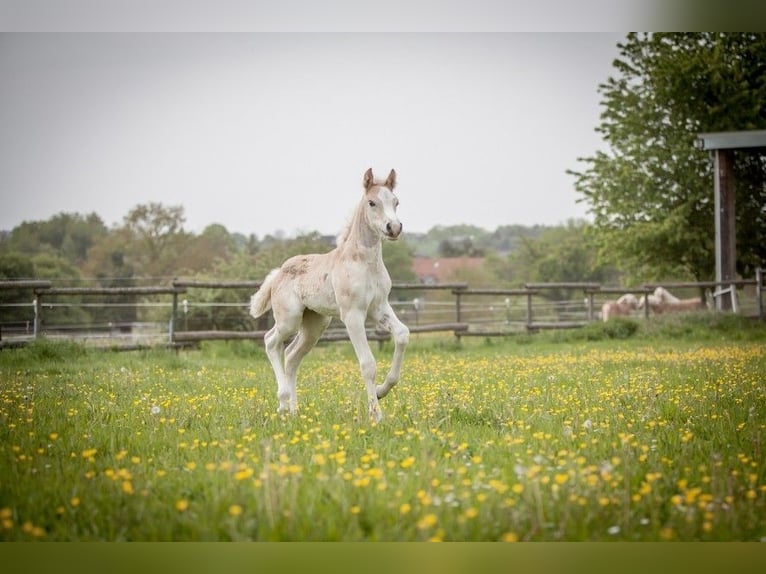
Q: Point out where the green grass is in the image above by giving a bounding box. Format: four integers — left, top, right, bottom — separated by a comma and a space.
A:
1, 315, 765, 541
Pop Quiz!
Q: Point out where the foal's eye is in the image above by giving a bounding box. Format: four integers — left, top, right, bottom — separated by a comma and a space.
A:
368, 200, 376, 207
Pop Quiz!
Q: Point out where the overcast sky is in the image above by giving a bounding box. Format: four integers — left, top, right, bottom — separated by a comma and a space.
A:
0, 32, 626, 237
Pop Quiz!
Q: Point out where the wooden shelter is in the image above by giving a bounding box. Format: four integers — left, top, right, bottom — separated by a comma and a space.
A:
696, 129, 766, 310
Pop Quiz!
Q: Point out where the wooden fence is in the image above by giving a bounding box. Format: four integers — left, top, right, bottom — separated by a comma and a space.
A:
0, 271, 763, 349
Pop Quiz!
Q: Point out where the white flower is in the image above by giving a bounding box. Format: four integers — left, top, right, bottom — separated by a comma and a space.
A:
607, 525, 621, 535
582, 419, 593, 430
150, 405, 161, 415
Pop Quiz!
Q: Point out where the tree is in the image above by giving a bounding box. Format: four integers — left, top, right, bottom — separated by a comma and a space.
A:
176, 223, 238, 275
30, 253, 89, 326
0, 212, 107, 266
571, 33, 766, 283
0, 253, 36, 327
501, 221, 617, 299
122, 203, 188, 280
383, 239, 417, 300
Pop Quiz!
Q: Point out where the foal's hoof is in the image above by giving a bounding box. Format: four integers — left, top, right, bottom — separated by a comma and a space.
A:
368, 403, 383, 424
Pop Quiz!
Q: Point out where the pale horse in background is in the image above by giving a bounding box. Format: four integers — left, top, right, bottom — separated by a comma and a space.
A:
602, 293, 638, 321
638, 286, 706, 314
249, 168, 410, 422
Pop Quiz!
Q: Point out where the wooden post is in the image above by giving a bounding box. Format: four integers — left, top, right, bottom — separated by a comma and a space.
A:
586, 291, 595, 322
169, 290, 179, 344
454, 289, 462, 343
33, 291, 42, 339
714, 149, 736, 311
526, 291, 533, 330
643, 288, 650, 319
757, 267, 764, 320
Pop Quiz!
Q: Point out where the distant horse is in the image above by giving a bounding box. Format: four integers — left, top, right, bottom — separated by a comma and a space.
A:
637, 293, 662, 312
249, 168, 409, 422
639, 287, 706, 314
602, 293, 638, 322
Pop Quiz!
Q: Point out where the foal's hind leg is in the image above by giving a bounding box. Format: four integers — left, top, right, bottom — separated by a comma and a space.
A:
263, 311, 302, 415
283, 310, 331, 412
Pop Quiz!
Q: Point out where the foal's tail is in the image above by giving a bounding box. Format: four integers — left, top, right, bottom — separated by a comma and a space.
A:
249, 269, 278, 318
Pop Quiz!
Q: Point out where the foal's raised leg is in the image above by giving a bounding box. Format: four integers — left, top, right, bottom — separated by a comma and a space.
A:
283, 310, 331, 412
342, 308, 383, 422
374, 302, 409, 399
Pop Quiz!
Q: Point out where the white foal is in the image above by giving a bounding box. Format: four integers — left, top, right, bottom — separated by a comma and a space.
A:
249, 168, 410, 422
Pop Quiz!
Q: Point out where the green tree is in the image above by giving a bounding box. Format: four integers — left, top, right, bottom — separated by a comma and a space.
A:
30, 254, 89, 327
383, 239, 417, 301
571, 33, 766, 283
0, 212, 107, 266
176, 223, 238, 276
122, 203, 188, 280
499, 221, 616, 299
0, 253, 36, 327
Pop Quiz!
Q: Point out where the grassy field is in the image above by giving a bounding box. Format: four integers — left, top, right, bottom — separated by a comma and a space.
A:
1, 314, 765, 541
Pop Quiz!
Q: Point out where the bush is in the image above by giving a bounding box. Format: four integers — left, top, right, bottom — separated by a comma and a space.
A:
549, 317, 639, 343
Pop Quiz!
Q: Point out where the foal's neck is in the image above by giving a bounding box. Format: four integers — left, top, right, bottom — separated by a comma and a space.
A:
342, 199, 382, 254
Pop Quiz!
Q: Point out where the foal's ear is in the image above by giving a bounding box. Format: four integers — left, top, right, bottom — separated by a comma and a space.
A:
363, 168, 374, 190
385, 169, 397, 190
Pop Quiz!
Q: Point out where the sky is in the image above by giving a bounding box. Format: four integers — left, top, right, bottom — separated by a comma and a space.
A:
0, 22, 628, 238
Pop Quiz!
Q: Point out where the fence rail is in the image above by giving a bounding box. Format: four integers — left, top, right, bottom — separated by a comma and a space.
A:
1, 272, 763, 349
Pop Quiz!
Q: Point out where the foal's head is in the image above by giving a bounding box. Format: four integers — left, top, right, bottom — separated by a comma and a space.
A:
362, 168, 402, 241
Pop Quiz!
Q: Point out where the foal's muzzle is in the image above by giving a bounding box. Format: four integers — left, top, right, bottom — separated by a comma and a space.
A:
385, 221, 403, 240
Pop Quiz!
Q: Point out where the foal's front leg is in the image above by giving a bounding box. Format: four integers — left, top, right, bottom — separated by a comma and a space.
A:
342, 308, 383, 422
375, 302, 409, 399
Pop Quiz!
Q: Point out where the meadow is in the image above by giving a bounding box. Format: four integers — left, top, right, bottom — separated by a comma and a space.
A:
1, 314, 765, 541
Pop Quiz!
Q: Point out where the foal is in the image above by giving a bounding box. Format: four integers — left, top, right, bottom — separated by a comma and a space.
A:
249, 168, 410, 422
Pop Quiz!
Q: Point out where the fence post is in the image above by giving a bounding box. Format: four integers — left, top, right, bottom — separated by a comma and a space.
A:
586, 290, 595, 322
454, 289, 463, 343
526, 291, 533, 330
757, 268, 764, 320
33, 291, 42, 339
643, 288, 650, 319
169, 289, 179, 344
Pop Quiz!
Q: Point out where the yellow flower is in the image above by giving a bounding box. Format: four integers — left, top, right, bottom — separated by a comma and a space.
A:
659, 527, 675, 541
554, 473, 569, 485
81, 448, 97, 460
400, 503, 412, 515
501, 532, 519, 542
122, 481, 134, 495
400, 456, 415, 469
228, 504, 243, 517
417, 513, 438, 530
464, 507, 479, 519
70, 497, 80, 507
175, 499, 189, 512
234, 468, 254, 481
350, 505, 361, 515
